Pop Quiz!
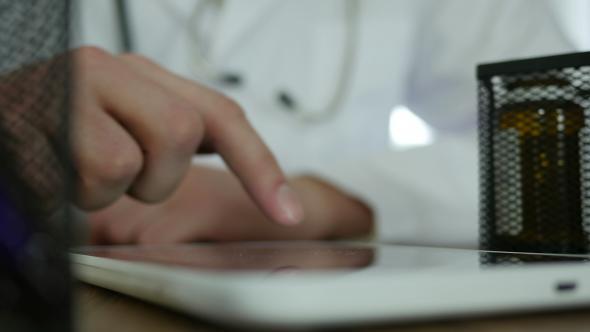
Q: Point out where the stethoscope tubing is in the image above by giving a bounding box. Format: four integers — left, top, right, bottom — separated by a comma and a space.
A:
115, 0, 133, 52
114, 0, 359, 123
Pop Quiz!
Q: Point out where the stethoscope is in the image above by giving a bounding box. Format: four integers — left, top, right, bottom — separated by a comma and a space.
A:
115, 0, 359, 123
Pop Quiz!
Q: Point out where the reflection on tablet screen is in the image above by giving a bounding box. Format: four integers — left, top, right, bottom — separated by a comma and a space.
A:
73, 242, 590, 273
76, 242, 375, 272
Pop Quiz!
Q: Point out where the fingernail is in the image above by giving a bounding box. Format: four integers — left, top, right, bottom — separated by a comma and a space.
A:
276, 183, 304, 225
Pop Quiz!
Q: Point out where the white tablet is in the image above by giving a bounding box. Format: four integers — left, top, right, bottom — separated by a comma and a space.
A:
71, 242, 590, 329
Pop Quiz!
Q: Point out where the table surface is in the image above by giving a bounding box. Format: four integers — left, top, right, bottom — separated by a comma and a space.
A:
75, 283, 590, 332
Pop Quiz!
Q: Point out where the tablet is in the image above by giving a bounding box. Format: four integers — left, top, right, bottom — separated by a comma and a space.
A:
72, 241, 590, 329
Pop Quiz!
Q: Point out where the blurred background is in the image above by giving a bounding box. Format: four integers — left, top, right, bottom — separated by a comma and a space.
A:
72, 0, 590, 247
73, 0, 590, 152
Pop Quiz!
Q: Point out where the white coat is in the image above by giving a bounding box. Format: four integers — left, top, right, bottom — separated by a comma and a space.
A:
74, 0, 580, 248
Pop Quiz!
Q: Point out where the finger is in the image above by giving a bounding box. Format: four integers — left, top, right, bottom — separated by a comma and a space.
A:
77, 47, 204, 203
88, 196, 162, 244
71, 95, 143, 210
119, 54, 304, 226
135, 168, 315, 244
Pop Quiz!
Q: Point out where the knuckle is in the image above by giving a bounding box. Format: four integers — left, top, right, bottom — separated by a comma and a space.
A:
102, 146, 143, 184
217, 96, 246, 122
83, 140, 143, 190
161, 101, 204, 153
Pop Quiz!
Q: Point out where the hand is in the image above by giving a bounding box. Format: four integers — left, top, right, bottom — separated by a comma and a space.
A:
88, 165, 373, 244
71, 47, 302, 226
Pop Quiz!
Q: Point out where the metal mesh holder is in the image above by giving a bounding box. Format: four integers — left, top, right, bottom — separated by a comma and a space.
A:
0, 1, 71, 331
479, 251, 590, 267
478, 52, 590, 254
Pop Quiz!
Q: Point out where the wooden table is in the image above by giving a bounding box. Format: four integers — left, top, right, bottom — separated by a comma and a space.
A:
76, 283, 590, 332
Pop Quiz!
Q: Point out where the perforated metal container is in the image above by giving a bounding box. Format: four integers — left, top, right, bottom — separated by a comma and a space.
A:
478, 52, 590, 254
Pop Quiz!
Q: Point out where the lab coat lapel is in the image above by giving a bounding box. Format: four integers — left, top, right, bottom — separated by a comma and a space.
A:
211, 0, 276, 59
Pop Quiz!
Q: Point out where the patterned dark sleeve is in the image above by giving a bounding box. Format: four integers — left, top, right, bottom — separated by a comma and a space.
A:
0, 1, 72, 331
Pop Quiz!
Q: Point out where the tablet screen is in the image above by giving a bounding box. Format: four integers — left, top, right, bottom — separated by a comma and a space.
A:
72, 242, 590, 273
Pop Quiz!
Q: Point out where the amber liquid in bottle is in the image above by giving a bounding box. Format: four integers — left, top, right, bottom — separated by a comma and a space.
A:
497, 101, 587, 253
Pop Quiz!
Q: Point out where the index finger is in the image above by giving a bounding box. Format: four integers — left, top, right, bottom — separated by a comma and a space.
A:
119, 55, 304, 226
